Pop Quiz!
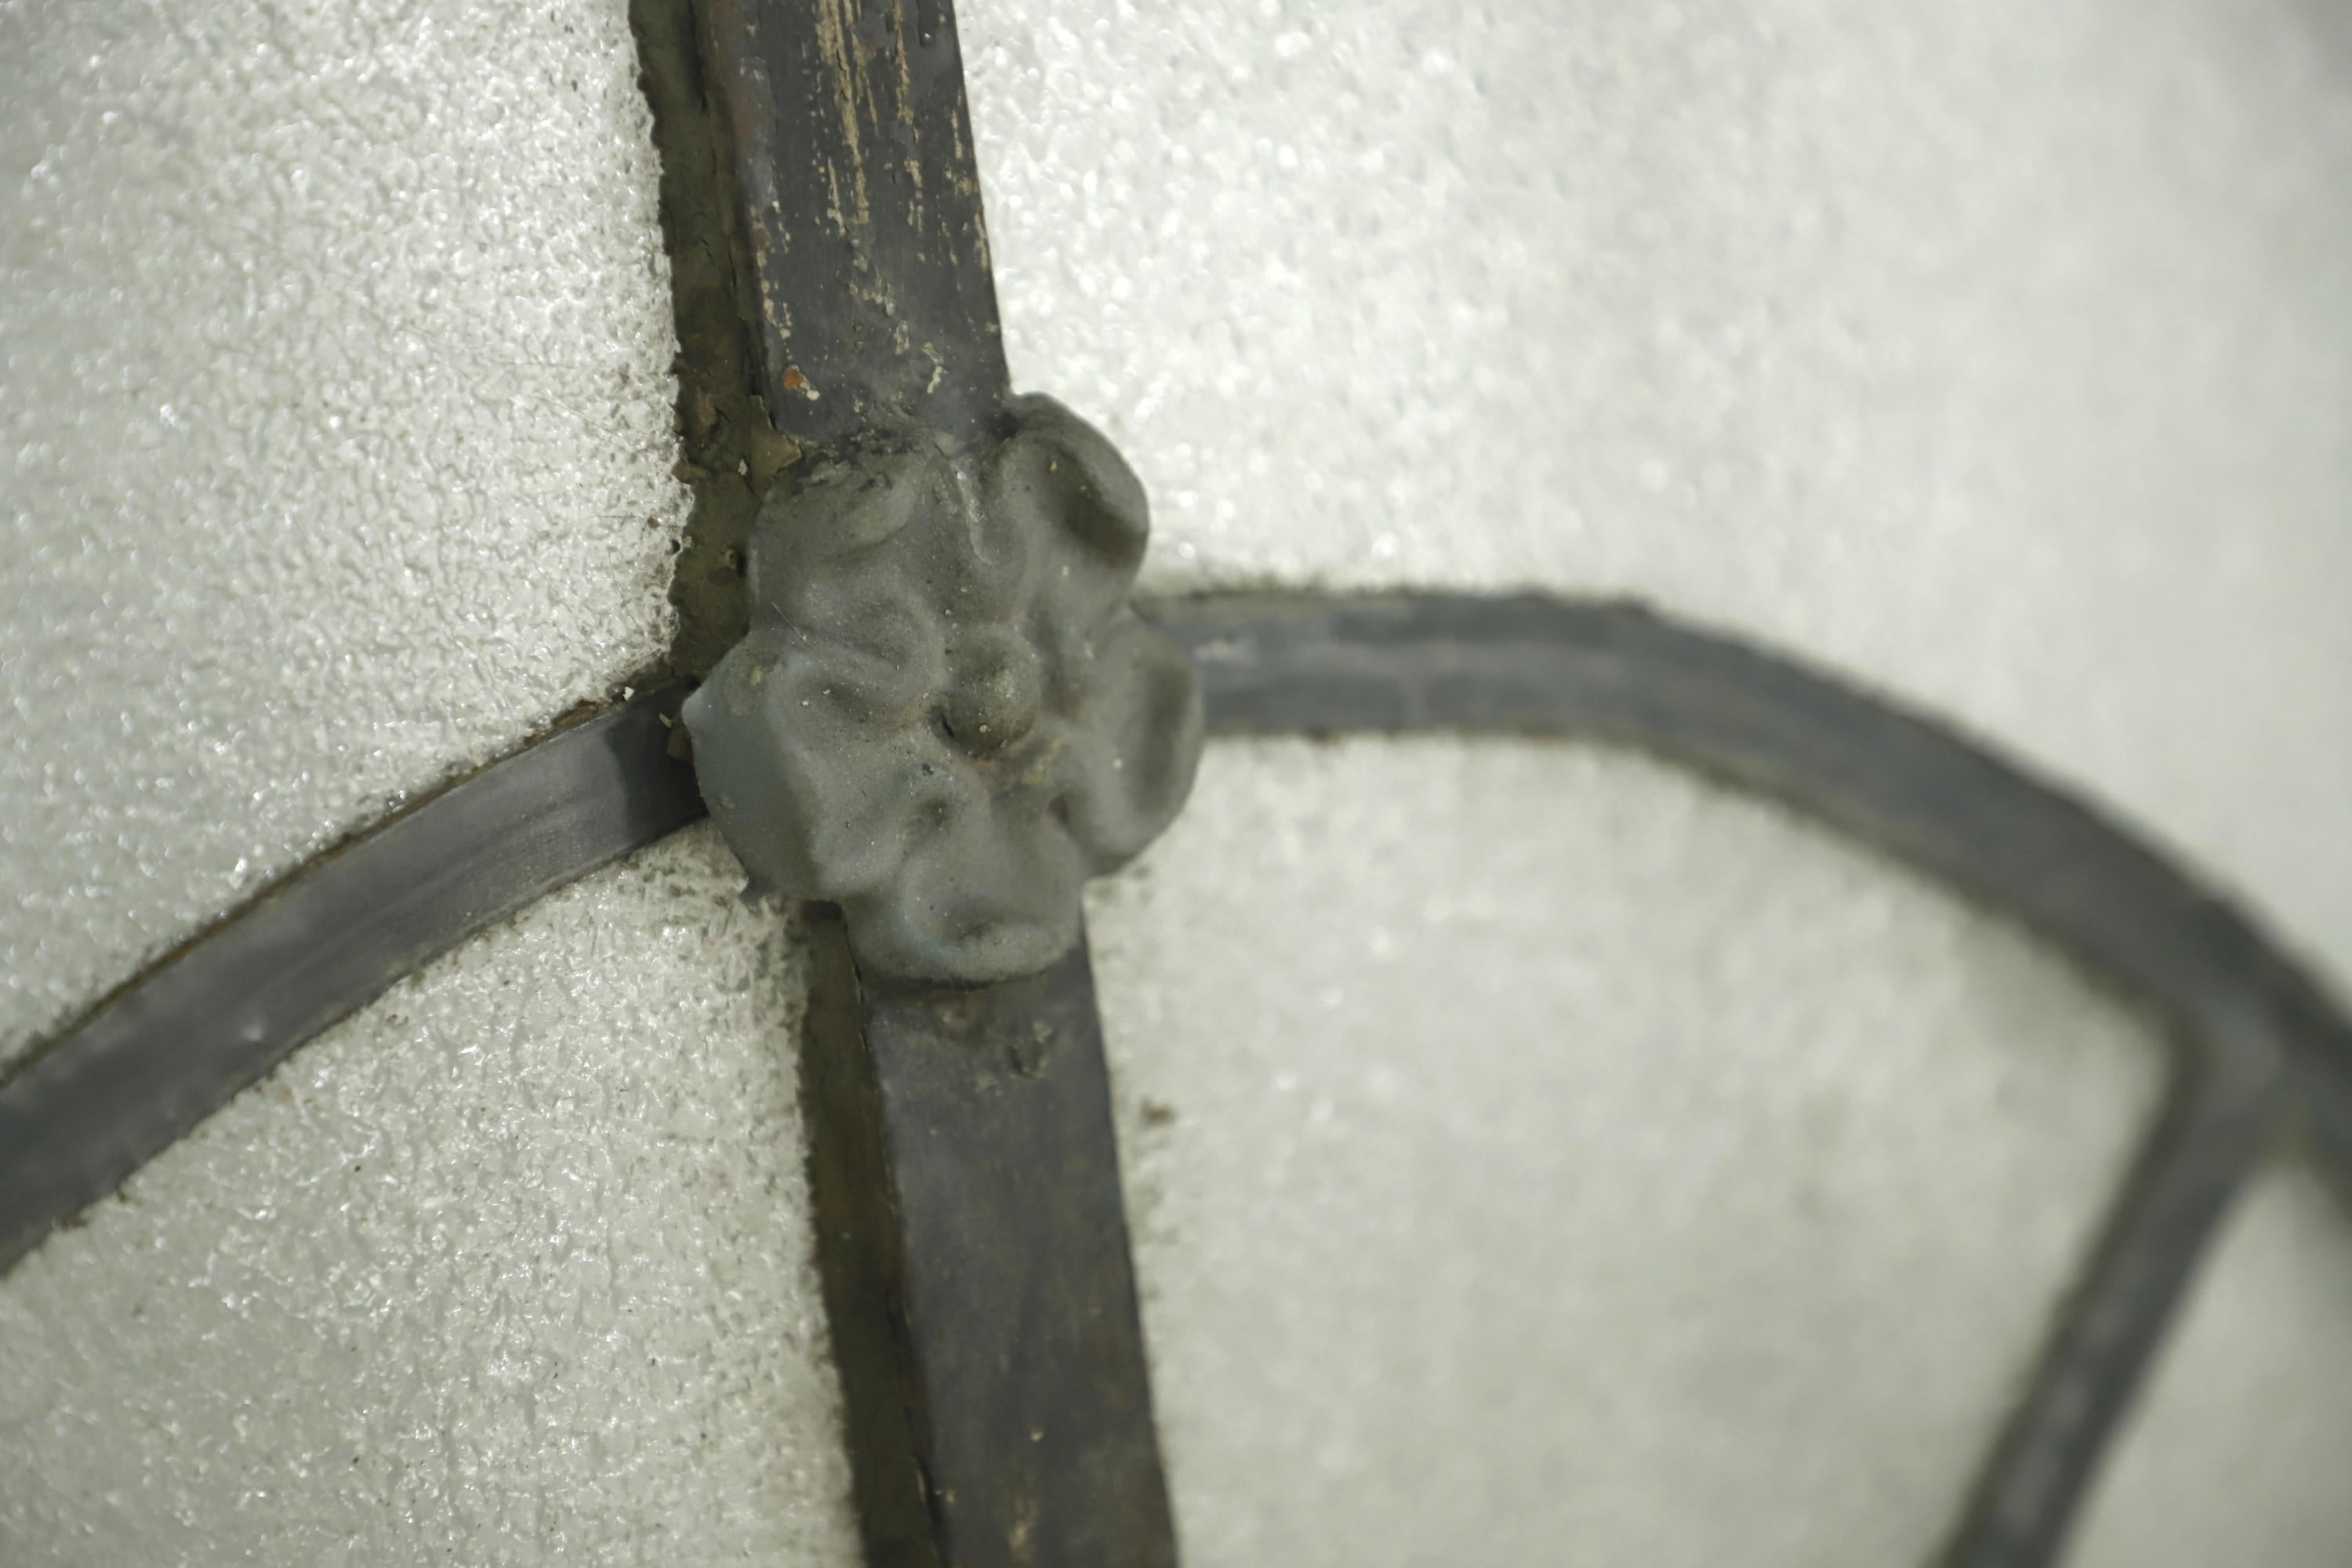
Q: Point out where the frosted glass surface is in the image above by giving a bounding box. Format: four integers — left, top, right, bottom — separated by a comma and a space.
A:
1084, 738, 2166, 1568
2069, 1149, 2352, 1568
0, 828, 858, 1568
966, 0, 2352, 987
0, 0, 689, 1064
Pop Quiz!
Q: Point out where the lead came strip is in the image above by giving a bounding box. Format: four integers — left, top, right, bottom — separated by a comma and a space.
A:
677, 0, 1192, 1561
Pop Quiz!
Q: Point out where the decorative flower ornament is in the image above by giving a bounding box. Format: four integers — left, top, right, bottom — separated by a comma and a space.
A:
684, 397, 1204, 985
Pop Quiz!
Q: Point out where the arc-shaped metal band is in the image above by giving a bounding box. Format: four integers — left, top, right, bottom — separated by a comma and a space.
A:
0, 691, 704, 1276
2, 592, 2345, 1566
1148, 593, 2350, 1568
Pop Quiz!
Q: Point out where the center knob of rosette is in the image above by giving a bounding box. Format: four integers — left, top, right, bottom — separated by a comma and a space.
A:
939, 630, 1046, 756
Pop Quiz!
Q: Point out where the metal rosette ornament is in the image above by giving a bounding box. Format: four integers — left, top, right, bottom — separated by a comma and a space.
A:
684, 397, 1204, 985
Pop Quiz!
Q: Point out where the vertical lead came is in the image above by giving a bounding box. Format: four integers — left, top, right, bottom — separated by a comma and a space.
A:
679, 1, 1190, 1563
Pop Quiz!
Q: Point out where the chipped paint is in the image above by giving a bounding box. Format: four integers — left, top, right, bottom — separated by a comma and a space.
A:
811, 0, 876, 231
701, 0, 1008, 443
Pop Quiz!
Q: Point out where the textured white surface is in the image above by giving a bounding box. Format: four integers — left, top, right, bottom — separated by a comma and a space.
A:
0, 827, 858, 1568
5, 0, 2343, 1555
0, 0, 689, 1064
2070, 1148, 2352, 1568
965, 0, 2352, 987
1085, 737, 2166, 1568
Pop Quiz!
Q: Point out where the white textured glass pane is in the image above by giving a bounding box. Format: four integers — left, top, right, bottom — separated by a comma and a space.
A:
0, 0, 689, 1062
2068, 1150, 2352, 1568
1085, 737, 2166, 1567
0, 827, 858, 1568
966, 0, 2352, 985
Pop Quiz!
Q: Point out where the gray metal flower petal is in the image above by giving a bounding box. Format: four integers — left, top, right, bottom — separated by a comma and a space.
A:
683, 398, 1204, 985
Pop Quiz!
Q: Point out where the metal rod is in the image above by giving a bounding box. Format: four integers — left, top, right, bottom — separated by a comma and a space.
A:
695, 0, 1008, 445
684, 2, 1182, 1561
801, 915, 1180, 1568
